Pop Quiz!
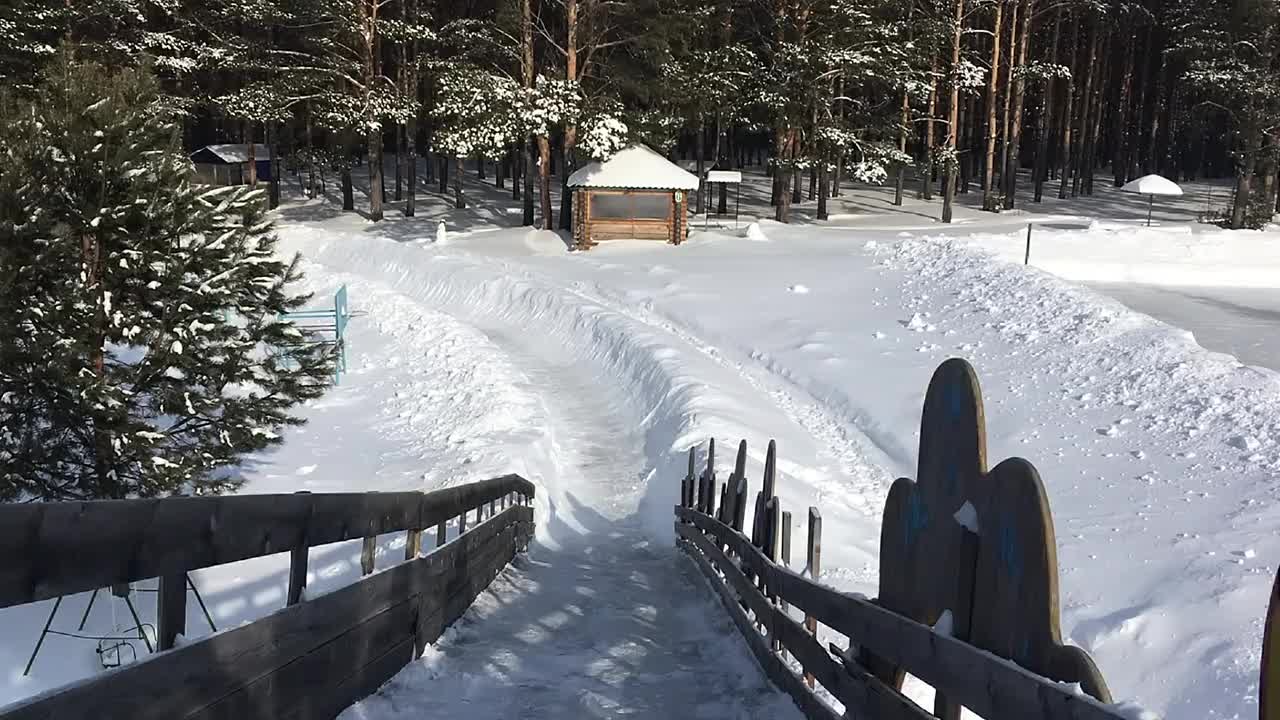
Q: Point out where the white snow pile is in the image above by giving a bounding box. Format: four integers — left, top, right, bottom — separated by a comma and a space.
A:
745, 222, 770, 242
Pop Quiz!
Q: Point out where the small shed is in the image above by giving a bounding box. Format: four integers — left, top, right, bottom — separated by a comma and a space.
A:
190, 144, 273, 186
567, 145, 699, 249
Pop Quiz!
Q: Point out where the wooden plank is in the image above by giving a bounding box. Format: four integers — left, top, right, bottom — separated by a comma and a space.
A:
192, 597, 418, 720
213, 522, 530, 720
675, 507, 1130, 720
676, 534, 842, 720
286, 637, 416, 720
1, 506, 532, 720
156, 572, 187, 652
0, 475, 535, 608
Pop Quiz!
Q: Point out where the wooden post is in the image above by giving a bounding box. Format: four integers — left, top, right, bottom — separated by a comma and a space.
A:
405, 529, 422, 561
705, 466, 717, 521
156, 573, 187, 651
766, 497, 782, 651
780, 511, 792, 567
361, 536, 376, 576
436, 520, 447, 548
804, 507, 822, 688
459, 507, 468, 535
287, 490, 311, 606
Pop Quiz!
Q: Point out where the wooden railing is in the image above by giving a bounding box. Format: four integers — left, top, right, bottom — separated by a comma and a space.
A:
676, 358, 1143, 720
0, 474, 536, 719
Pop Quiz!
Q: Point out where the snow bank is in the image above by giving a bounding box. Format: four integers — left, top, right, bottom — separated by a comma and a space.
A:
963, 221, 1280, 287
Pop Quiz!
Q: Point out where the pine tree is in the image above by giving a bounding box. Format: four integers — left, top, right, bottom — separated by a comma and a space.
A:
0, 58, 334, 501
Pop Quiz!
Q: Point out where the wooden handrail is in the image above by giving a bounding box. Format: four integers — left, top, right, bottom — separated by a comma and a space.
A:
676, 505, 1133, 720
0, 474, 536, 609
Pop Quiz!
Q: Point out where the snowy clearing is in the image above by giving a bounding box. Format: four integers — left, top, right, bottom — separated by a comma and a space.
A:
4, 169, 1279, 720
265, 206, 1278, 720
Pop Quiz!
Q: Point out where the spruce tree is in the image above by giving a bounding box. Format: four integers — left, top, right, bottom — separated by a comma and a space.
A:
0, 58, 334, 502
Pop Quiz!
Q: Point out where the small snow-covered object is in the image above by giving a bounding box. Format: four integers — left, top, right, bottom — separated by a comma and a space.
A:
745, 222, 769, 242
788, 284, 810, 294
436, 220, 448, 244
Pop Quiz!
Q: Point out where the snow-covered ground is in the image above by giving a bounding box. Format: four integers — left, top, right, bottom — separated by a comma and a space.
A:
4, 163, 1279, 720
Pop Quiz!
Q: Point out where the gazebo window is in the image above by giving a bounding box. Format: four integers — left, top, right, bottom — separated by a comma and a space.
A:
589, 192, 671, 221
590, 194, 632, 219
632, 194, 670, 219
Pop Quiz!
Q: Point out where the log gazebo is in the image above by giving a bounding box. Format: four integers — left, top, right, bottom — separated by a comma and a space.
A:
568, 145, 700, 250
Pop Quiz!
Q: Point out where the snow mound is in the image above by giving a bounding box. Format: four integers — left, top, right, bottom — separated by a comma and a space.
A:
745, 222, 770, 242
788, 284, 810, 294
524, 229, 568, 254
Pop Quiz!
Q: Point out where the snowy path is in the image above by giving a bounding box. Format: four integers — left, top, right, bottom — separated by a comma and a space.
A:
312, 261, 804, 718
1089, 283, 1280, 373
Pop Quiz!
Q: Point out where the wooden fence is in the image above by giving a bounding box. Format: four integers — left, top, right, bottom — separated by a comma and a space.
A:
676, 357, 1140, 720
0, 474, 536, 719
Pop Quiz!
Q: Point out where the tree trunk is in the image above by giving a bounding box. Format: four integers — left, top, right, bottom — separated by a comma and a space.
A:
1112, 32, 1136, 186
1146, 48, 1168, 176
395, 126, 404, 201
268, 123, 280, 209
513, 143, 522, 200
895, 83, 910, 205
454, 155, 466, 209
996, 0, 1019, 206
537, 136, 553, 230
246, 121, 258, 186
1002, 0, 1033, 209
362, 0, 383, 221
1231, 125, 1260, 228
817, 161, 829, 220
942, 0, 965, 223
775, 130, 794, 223
438, 156, 448, 194
1082, 31, 1109, 195
405, 117, 417, 217
791, 132, 803, 204
771, 127, 786, 205
1057, 15, 1080, 200
922, 55, 938, 201
497, 150, 506, 190
1073, 22, 1101, 197
558, 0, 579, 232
523, 138, 536, 225
981, 0, 1005, 212
1034, 6, 1062, 203
696, 121, 706, 214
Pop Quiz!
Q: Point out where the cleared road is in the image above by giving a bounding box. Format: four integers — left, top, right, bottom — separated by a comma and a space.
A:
1090, 283, 1280, 372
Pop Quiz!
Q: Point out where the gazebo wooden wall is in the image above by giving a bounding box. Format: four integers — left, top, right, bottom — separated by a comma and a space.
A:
573, 188, 688, 250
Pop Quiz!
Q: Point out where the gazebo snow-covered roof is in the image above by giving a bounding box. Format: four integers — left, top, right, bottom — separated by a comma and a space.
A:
568, 145, 699, 191
193, 143, 273, 164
